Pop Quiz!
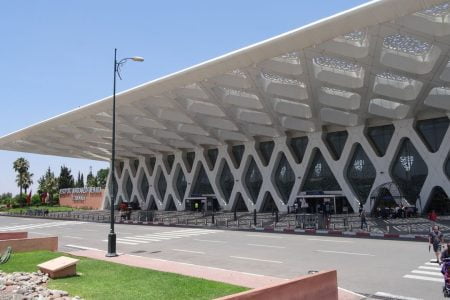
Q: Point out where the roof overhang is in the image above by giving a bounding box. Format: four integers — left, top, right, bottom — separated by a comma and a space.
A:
1, 0, 449, 161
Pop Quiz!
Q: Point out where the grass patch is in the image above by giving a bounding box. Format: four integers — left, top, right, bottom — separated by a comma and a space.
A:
1, 251, 247, 299
6, 206, 75, 213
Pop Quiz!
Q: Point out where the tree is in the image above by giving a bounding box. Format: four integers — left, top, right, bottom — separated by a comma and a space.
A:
13, 157, 30, 201
58, 166, 74, 190
96, 168, 109, 188
86, 167, 97, 187
38, 167, 58, 205
21, 171, 33, 195
75, 172, 84, 188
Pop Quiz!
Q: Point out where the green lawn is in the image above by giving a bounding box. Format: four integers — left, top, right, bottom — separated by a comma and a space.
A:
1, 251, 247, 300
6, 206, 75, 213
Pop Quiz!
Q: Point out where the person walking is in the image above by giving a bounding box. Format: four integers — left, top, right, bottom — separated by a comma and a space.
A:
360, 210, 367, 230
429, 225, 444, 264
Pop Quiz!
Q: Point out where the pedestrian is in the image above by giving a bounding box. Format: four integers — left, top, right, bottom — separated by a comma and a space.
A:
429, 225, 444, 264
360, 210, 367, 230
441, 243, 450, 263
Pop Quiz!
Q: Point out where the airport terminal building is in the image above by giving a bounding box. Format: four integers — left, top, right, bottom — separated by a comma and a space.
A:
1, 0, 450, 214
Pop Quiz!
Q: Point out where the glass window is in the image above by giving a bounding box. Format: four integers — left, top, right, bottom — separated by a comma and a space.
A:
366, 125, 394, 156
166, 195, 177, 211
290, 136, 308, 163
233, 192, 249, 212
192, 164, 214, 196
219, 161, 234, 203
415, 117, 449, 153
346, 144, 376, 203
259, 141, 274, 166
244, 157, 262, 203
148, 157, 156, 176
133, 159, 139, 172
186, 152, 195, 172
157, 172, 167, 200
232, 145, 245, 168
261, 192, 277, 212
166, 155, 175, 174
207, 149, 218, 170
325, 131, 348, 160
176, 169, 187, 200
391, 139, 428, 203
125, 176, 133, 200
446, 155, 450, 180
302, 149, 341, 191
274, 153, 295, 204
140, 174, 149, 199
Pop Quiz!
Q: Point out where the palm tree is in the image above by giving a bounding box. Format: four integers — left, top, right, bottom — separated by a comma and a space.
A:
13, 157, 30, 201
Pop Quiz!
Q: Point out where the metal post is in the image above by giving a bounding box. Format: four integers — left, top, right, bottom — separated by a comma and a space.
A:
253, 209, 257, 226
275, 210, 279, 223
107, 48, 118, 257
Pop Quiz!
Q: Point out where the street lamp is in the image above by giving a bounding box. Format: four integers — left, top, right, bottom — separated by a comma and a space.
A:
107, 48, 144, 257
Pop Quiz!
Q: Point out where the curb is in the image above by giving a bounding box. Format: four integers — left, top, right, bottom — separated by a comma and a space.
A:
1, 213, 431, 242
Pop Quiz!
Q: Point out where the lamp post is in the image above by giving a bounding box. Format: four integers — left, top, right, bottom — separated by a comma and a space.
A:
107, 48, 144, 257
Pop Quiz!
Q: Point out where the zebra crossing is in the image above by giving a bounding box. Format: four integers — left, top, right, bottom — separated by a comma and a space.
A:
0, 221, 86, 231
403, 261, 443, 283
103, 229, 222, 245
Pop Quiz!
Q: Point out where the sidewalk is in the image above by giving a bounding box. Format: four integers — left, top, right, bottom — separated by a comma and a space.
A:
67, 249, 363, 299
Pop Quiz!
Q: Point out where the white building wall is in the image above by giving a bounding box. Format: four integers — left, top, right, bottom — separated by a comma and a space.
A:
103, 117, 450, 213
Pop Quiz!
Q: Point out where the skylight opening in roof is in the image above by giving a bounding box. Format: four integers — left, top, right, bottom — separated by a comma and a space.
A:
228, 69, 247, 78
262, 72, 305, 86
321, 87, 353, 97
313, 56, 361, 72
342, 31, 366, 41
222, 88, 259, 99
376, 72, 409, 82
415, 2, 450, 17
272, 52, 301, 64
383, 34, 431, 56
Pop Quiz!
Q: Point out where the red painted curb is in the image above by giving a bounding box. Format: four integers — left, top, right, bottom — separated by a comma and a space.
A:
328, 230, 343, 235
383, 234, 400, 238
305, 229, 316, 234
283, 229, 295, 233
356, 232, 370, 237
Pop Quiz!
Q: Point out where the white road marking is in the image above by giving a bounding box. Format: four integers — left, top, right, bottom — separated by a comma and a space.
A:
230, 256, 283, 264
0, 221, 86, 231
247, 244, 285, 249
411, 270, 442, 276
403, 274, 442, 283
101, 239, 138, 245
64, 236, 83, 240
117, 238, 149, 243
65, 244, 101, 251
315, 250, 375, 256
246, 234, 282, 239
425, 262, 440, 266
418, 266, 441, 271
374, 291, 424, 300
172, 249, 205, 254
193, 239, 226, 243
29, 232, 53, 236
308, 238, 353, 243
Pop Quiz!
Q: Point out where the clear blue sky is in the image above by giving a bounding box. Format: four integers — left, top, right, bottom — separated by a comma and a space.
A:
0, 0, 370, 195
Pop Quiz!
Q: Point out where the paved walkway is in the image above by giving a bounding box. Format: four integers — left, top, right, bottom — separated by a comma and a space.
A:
67, 249, 363, 299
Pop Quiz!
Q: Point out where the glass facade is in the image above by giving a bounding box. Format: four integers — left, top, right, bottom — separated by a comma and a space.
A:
219, 161, 234, 203
176, 169, 187, 200
157, 172, 167, 200
233, 193, 249, 212
125, 176, 133, 200
261, 192, 277, 212
326, 131, 348, 160
347, 144, 376, 203
148, 157, 156, 176
446, 155, 450, 180
290, 136, 308, 163
192, 164, 214, 196
207, 149, 218, 170
244, 157, 263, 203
140, 174, 149, 199
274, 153, 295, 204
303, 149, 341, 191
427, 186, 450, 214
367, 125, 394, 156
391, 139, 428, 203
259, 141, 274, 166
232, 145, 245, 168
133, 159, 139, 173
166, 195, 177, 211
186, 152, 195, 172
415, 117, 449, 153
167, 155, 175, 174
148, 195, 157, 210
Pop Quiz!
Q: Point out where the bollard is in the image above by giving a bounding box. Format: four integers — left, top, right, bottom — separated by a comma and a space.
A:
315, 222, 319, 230
212, 212, 215, 224
195, 218, 198, 225
408, 225, 411, 234
301, 222, 304, 229
226, 219, 228, 228
288, 221, 290, 229
275, 211, 279, 223
234, 210, 237, 221
367, 225, 370, 232
237, 219, 240, 228
350, 223, 352, 231
205, 219, 207, 226
333, 223, 336, 230
260, 220, 263, 228
253, 209, 257, 226
387, 225, 390, 233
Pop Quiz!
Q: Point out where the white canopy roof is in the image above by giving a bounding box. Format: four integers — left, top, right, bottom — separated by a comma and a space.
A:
1, 0, 449, 161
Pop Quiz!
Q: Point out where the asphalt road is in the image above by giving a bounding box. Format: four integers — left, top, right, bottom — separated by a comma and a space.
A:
0, 216, 444, 299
